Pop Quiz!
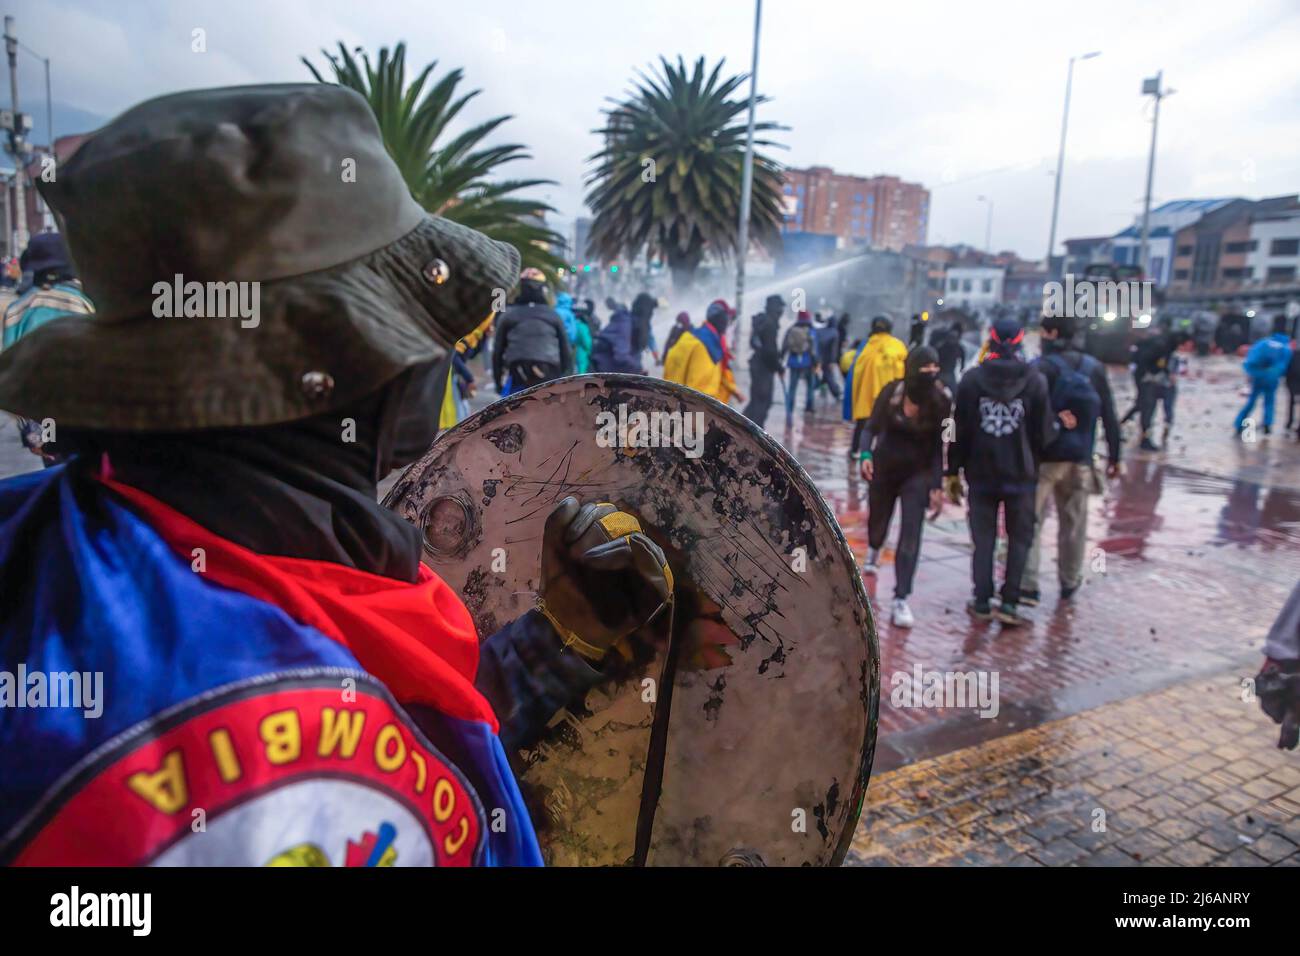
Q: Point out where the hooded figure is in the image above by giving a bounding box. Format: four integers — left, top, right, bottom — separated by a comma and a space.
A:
660, 310, 692, 364
845, 316, 908, 458
662, 299, 740, 405
0, 85, 672, 867
555, 291, 592, 374
1234, 313, 1294, 437
781, 310, 818, 419
857, 344, 951, 628
492, 268, 573, 394
934, 321, 966, 393
741, 293, 786, 428
945, 317, 1057, 625
590, 297, 644, 374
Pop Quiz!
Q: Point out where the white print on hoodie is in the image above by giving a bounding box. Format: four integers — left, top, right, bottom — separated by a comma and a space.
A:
978, 397, 1025, 437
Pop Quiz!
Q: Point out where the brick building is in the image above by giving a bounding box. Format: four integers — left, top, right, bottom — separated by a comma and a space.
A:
1167, 195, 1300, 294
781, 165, 929, 252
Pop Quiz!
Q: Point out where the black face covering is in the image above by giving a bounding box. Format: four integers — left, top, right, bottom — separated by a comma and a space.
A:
56, 362, 443, 583
904, 346, 940, 405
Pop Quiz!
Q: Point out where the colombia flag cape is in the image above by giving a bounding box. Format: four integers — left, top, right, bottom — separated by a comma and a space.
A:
0, 463, 541, 866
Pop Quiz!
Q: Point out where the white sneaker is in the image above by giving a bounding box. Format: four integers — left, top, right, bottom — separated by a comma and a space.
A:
863, 548, 880, 575
891, 598, 915, 628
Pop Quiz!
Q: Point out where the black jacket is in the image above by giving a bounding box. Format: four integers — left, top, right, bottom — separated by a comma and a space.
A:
863, 379, 953, 489
748, 312, 782, 372
947, 357, 1057, 493
1036, 340, 1122, 464
492, 303, 573, 387
935, 332, 966, 392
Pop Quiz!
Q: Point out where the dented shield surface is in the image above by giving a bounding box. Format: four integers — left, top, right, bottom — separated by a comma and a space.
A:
383, 374, 879, 866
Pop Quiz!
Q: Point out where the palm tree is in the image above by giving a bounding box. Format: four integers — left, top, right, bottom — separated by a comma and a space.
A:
585, 56, 786, 291
304, 42, 566, 274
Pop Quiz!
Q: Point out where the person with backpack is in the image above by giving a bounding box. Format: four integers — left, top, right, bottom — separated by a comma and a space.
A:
1021, 314, 1122, 605
945, 317, 1057, 626
1234, 313, 1295, 438
1129, 325, 1187, 450
845, 316, 909, 460
742, 294, 786, 428
781, 310, 817, 424
591, 293, 655, 375
858, 346, 952, 628
492, 268, 573, 395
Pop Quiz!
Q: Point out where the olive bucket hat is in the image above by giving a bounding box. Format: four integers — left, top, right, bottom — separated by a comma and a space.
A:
0, 83, 521, 431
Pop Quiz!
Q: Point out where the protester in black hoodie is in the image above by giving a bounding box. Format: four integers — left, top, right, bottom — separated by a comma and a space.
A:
492, 268, 573, 393
946, 317, 1057, 626
742, 294, 786, 428
935, 321, 966, 393
859, 346, 952, 629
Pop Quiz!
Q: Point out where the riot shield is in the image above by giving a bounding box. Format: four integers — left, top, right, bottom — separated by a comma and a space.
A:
383, 374, 878, 866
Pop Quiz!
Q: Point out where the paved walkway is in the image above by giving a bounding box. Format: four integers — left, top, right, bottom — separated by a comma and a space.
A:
847, 670, 1300, 866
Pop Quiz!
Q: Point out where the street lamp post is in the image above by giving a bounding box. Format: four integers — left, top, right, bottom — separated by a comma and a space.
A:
977, 195, 993, 253
1138, 71, 1172, 278
1045, 51, 1100, 275
3, 16, 27, 254
734, 0, 762, 326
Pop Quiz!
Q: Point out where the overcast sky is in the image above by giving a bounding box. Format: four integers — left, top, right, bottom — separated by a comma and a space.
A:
12, 0, 1300, 258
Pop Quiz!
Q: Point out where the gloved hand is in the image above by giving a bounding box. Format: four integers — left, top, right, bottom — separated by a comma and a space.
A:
537, 496, 674, 661
1255, 659, 1300, 750
944, 474, 964, 506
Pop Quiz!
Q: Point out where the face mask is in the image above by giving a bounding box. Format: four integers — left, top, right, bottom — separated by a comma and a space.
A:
905, 372, 938, 404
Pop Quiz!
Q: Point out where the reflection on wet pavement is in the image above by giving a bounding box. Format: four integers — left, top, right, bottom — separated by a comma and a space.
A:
747, 353, 1300, 772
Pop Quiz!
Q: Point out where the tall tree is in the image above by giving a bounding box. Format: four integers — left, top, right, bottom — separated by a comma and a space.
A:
304, 42, 566, 274
585, 56, 786, 291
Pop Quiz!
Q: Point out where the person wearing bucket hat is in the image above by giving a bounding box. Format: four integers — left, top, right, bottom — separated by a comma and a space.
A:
0, 84, 673, 867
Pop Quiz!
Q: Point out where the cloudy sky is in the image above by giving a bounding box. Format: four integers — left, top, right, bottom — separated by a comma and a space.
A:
12, 0, 1300, 258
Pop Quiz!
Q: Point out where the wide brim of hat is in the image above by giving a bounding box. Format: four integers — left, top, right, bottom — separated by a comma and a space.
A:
0, 217, 520, 431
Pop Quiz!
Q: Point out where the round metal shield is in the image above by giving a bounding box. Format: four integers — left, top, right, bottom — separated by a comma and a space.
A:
383, 374, 879, 866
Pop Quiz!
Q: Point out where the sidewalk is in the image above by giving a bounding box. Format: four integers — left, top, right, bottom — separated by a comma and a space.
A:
848, 669, 1300, 866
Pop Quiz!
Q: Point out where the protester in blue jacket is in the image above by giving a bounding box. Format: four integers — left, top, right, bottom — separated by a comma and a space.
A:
1234, 314, 1295, 436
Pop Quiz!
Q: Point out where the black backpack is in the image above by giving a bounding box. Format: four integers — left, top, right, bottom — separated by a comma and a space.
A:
1042, 352, 1102, 461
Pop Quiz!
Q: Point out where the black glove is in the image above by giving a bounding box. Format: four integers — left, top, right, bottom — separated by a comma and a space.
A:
1255, 660, 1300, 751
537, 497, 674, 661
